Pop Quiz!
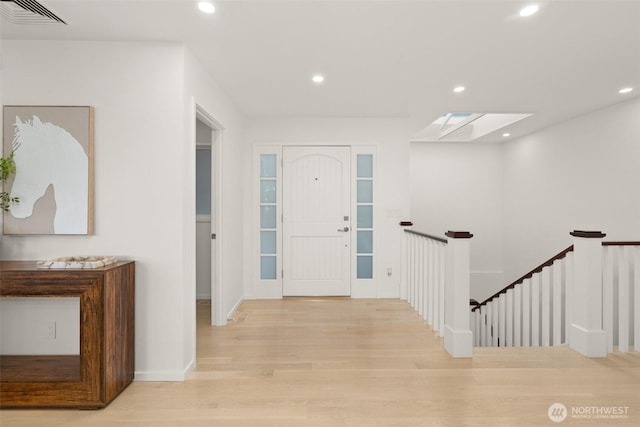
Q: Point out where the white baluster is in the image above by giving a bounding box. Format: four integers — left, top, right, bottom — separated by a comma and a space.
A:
565, 252, 574, 345
485, 306, 490, 347
603, 246, 614, 353
474, 309, 481, 346
438, 243, 446, 338
506, 288, 514, 347
412, 235, 418, 310
531, 274, 540, 347
492, 300, 499, 347
541, 267, 551, 347
514, 284, 522, 346
522, 278, 531, 347
424, 239, 432, 323
552, 259, 563, 346
433, 242, 441, 333
479, 306, 486, 347
429, 239, 436, 325
408, 235, 414, 308
411, 235, 418, 310
419, 237, 425, 319
498, 295, 506, 347
400, 228, 409, 301
418, 236, 424, 317
618, 246, 630, 352
422, 237, 429, 319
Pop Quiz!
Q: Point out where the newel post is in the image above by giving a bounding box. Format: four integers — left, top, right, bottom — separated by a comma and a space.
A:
444, 230, 473, 358
399, 221, 413, 301
569, 230, 607, 357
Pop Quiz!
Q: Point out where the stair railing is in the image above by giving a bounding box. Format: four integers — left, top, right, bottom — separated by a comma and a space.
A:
400, 222, 474, 358
471, 245, 574, 348
470, 230, 639, 357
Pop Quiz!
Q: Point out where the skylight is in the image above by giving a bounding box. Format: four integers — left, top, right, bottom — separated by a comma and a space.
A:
413, 112, 532, 142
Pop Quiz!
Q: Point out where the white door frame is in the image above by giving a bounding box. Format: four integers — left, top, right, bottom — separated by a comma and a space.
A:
252, 144, 378, 300
195, 104, 225, 326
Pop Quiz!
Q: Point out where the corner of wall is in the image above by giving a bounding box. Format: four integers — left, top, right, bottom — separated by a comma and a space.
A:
134, 358, 195, 382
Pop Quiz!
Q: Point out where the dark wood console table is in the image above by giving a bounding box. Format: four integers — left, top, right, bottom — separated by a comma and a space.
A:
0, 261, 135, 408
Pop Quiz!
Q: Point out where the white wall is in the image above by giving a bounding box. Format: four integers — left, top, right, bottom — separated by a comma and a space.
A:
409, 142, 504, 301
0, 40, 247, 381
502, 97, 640, 284
244, 118, 411, 298
1, 41, 187, 379
0, 298, 79, 355
182, 49, 247, 331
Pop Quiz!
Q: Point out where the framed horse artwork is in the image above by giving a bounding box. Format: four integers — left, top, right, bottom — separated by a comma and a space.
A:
2, 106, 94, 235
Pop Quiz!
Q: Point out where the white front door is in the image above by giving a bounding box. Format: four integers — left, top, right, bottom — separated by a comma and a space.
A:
283, 146, 351, 296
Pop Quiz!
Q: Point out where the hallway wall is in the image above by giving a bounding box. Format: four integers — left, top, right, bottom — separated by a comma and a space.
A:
410, 142, 504, 301
0, 40, 247, 380
502, 97, 640, 284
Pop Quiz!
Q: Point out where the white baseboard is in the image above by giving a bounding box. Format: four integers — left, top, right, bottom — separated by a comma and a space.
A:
135, 359, 195, 382
227, 296, 243, 320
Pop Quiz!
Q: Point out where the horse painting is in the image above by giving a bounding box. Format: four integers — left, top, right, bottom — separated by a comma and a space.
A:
8, 115, 89, 234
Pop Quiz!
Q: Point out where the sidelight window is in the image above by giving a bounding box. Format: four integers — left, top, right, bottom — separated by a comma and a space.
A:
259, 154, 277, 279
356, 154, 373, 279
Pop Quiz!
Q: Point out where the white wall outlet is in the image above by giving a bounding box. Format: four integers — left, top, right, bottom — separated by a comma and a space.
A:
45, 321, 56, 339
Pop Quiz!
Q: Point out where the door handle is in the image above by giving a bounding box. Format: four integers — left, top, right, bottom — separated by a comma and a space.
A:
338, 227, 350, 232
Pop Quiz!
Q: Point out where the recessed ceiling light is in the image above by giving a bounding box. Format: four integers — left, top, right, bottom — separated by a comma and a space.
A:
619, 87, 633, 94
312, 75, 324, 84
453, 86, 465, 93
502, 133, 511, 137
519, 5, 539, 17
198, 2, 215, 14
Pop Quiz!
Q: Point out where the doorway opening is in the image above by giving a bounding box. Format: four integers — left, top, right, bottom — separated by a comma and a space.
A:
195, 106, 224, 326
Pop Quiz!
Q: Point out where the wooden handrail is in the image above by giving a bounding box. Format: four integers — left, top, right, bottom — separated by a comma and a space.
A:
570, 230, 606, 238
471, 245, 574, 312
602, 241, 640, 246
404, 229, 447, 244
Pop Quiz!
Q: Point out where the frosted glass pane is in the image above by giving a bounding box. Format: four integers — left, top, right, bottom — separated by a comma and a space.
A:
196, 148, 212, 215
260, 154, 277, 177
357, 231, 373, 254
260, 205, 277, 229
357, 256, 373, 279
357, 154, 373, 178
357, 205, 373, 228
261, 256, 277, 280
357, 180, 373, 203
260, 180, 277, 203
260, 231, 276, 254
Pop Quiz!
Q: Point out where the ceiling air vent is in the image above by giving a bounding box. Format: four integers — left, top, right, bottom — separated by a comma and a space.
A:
0, 0, 66, 25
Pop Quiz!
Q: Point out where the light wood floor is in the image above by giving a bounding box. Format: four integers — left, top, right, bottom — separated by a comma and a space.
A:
2, 298, 639, 426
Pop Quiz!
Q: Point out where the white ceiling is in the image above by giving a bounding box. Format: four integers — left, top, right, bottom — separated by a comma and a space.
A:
2, 0, 639, 141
